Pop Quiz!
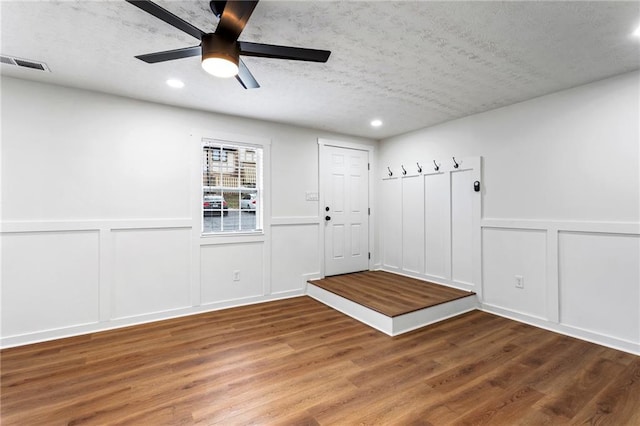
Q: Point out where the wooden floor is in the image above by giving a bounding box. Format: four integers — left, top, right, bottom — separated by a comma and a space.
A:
1, 297, 638, 425
310, 271, 475, 317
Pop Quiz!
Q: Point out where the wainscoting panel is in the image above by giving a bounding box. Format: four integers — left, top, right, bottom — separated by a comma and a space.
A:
271, 223, 320, 294
1, 230, 100, 336
424, 172, 450, 280
380, 157, 481, 293
112, 227, 191, 319
482, 227, 547, 319
402, 175, 425, 274
481, 219, 640, 354
559, 231, 640, 343
380, 178, 402, 270
200, 242, 265, 304
451, 169, 474, 286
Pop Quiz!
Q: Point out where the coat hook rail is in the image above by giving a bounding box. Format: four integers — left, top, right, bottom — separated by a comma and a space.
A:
387, 166, 393, 177
417, 162, 422, 173
433, 160, 440, 171
401, 165, 407, 175
452, 157, 459, 168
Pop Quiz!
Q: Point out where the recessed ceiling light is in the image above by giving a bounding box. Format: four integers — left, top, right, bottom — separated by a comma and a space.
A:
370, 119, 383, 127
166, 79, 185, 88
633, 24, 640, 37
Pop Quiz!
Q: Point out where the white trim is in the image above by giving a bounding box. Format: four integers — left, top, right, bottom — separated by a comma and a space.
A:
318, 138, 376, 278
0, 219, 192, 233
546, 226, 560, 322
199, 234, 266, 245
392, 297, 478, 335
198, 129, 272, 148
0, 291, 304, 349
198, 137, 267, 237
481, 304, 640, 356
307, 282, 478, 336
482, 218, 640, 234
307, 284, 392, 334
318, 138, 373, 152
98, 228, 112, 322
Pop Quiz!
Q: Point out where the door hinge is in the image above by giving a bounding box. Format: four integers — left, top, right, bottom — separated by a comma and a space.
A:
368, 207, 371, 215
367, 163, 370, 170
368, 252, 371, 260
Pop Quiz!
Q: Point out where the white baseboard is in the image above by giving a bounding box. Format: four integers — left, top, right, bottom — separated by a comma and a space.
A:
481, 303, 640, 356
0, 291, 305, 349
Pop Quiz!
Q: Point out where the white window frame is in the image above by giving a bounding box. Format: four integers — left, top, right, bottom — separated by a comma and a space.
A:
191, 130, 271, 242
201, 139, 263, 235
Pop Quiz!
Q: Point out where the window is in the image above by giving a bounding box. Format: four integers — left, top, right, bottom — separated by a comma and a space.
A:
202, 139, 263, 234
211, 149, 227, 162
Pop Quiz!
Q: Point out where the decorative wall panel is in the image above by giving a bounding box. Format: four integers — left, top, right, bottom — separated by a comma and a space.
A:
1, 231, 100, 336
112, 228, 191, 319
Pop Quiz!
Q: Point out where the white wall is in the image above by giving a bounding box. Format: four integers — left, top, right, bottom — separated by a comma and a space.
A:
377, 71, 640, 354
0, 76, 375, 347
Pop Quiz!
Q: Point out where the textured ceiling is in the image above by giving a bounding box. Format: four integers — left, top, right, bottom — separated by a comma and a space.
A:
1, 1, 639, 139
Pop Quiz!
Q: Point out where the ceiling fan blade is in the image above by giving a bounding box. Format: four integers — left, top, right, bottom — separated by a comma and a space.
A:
126, 0, 205, 40
239, 41, 331, 62
215, 0, 259, 41
135, 46, 201, 63
209, 0, 227, 18
235, 59, 260, 89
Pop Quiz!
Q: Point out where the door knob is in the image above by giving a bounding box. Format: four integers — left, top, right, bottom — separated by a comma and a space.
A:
325, 215, 331, 221
325, 206, 330, 211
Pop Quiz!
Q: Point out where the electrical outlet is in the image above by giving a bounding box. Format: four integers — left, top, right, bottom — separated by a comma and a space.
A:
233, 270, 240, 282
515, 275, 524, 289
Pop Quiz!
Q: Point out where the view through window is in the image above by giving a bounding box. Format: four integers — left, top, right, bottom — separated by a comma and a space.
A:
202, 139, 262, 234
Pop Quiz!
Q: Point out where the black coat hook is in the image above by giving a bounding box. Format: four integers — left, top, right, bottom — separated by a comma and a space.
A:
417, 162, 422, 173
452, 157, 459, 168
401, 165, 407, 175
433, 160, 440, 171
387, 166, 393, 177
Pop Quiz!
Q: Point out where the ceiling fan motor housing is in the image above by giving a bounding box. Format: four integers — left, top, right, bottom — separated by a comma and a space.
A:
202, 34, 240, 68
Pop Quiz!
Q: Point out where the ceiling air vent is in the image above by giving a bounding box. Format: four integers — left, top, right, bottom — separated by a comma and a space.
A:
0, 55, 50, 72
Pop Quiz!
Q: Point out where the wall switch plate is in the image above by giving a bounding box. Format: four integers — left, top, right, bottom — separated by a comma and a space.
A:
233, 270, 240, 282
515, 275, 524, 289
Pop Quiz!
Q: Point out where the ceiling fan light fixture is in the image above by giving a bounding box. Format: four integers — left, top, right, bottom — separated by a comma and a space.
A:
201, 34, 239, 78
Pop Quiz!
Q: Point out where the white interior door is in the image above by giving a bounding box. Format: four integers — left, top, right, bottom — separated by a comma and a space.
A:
322, 145, 369, 276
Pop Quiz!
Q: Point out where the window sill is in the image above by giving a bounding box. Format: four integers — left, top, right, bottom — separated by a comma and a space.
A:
199, 231, 265, 246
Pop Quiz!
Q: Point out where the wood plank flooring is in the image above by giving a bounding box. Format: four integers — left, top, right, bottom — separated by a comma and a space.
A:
2, 296, 639, 425
310, 271, 475, 316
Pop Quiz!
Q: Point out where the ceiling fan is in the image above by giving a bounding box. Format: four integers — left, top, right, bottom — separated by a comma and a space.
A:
125, 0, 331, 89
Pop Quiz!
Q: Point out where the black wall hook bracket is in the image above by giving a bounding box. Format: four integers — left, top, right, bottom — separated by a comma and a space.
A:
387, 166, 393, 177
433, 160, 440, 171
417, 162, 422, 173
452, 157, 459, 168
401, 165, 407, 175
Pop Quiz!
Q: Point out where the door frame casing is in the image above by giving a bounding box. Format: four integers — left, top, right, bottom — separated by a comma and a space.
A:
318, 138, 375, 278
